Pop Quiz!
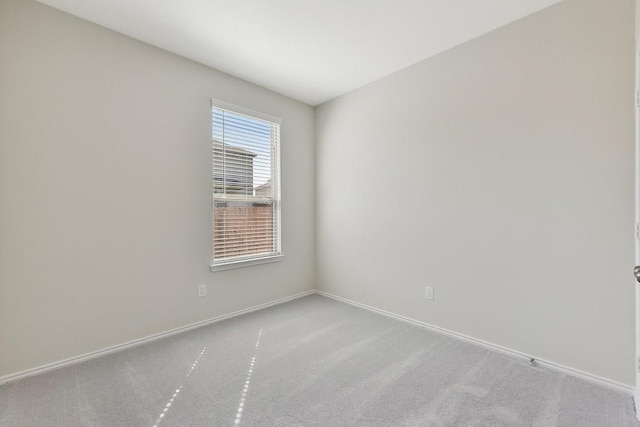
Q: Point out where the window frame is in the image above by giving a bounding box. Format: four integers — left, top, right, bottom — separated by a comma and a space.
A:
209, 99, 283, 272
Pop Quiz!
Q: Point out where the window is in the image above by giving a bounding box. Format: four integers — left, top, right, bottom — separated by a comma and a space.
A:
210, 100, 282, 271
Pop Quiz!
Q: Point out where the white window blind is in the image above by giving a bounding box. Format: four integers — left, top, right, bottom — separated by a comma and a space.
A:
211, 101, 281, 270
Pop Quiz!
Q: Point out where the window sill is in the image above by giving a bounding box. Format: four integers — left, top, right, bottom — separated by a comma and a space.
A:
210, 254, 284, 272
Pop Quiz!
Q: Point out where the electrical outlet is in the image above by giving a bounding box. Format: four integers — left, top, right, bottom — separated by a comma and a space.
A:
425, 286, 434, 301
198, 284, 207, 298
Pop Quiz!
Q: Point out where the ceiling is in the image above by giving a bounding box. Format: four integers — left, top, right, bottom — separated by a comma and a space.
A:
36, 0, 562, 106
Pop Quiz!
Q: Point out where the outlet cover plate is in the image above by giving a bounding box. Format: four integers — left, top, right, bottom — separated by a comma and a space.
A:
425, 286, 434, 301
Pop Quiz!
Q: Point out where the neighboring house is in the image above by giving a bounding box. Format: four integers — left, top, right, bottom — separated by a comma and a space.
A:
212, 140, 256, 196
255, 180, 272, 197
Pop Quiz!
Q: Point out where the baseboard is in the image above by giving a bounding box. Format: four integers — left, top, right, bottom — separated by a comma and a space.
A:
314, 290, 634, 395
0, 290, 315, 385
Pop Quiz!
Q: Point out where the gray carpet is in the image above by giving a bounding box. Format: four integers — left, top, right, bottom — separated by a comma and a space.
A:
0, 294, 637, 426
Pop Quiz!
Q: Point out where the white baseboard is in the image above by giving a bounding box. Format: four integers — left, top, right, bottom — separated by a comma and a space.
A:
0, 290, 315, 385
314, 290, 634, 395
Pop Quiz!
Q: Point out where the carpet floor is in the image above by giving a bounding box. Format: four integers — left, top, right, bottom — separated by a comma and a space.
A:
0, 294, 637, 426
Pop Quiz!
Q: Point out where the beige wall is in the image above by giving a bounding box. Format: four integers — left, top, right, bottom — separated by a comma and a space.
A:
0, 0, 315, 378
316, 0, 635, 385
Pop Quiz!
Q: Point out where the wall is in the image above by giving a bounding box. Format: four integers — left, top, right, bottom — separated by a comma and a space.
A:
0, 0, 315, 378
316, 0, 635, 385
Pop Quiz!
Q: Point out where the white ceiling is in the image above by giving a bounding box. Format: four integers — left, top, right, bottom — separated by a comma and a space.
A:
36, 0, 562, 106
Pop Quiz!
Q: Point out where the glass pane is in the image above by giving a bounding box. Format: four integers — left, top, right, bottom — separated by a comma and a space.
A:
213, 200, 274, 260
212, 109, 273, 197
